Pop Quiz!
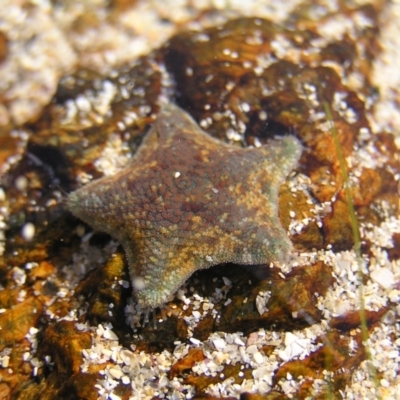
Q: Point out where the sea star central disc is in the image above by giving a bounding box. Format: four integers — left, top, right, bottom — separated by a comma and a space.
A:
67, 104, 302, 308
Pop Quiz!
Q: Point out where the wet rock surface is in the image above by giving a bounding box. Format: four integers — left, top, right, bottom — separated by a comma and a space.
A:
0, 2, 399, 399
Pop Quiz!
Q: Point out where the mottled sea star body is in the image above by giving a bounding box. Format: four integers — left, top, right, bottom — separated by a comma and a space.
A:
67, 104, 302, 308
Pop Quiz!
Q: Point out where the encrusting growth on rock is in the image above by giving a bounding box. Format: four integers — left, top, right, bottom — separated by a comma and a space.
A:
67, 104, 302, 308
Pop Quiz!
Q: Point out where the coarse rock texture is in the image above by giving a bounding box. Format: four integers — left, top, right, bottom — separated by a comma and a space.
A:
0, 1, 399, 400
0, 0, 76, 128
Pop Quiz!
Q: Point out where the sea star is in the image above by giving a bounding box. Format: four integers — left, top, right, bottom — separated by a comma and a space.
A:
67, 104, 302, 308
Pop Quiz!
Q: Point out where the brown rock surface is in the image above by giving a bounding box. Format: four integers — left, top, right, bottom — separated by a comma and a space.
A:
0, 2, 399, 399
